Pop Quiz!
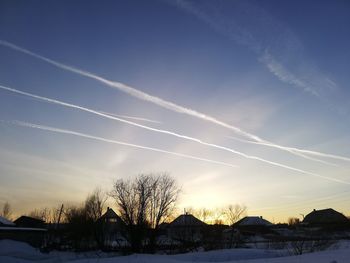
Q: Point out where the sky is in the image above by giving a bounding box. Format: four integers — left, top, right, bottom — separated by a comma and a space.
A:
0, 0, 350, 223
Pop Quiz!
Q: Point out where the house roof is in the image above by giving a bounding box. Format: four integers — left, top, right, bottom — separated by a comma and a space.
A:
0, 216, 15, 226
303, 208, 349, 225
169, 213, 206, 227
99, 207, 124, 223
101, 207, 119, 219
14, 216, 45, 224
235, 216, 273, 226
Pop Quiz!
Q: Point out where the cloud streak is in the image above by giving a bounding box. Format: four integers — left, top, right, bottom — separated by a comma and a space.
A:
1, 120, 239, 169
98, 111, 161, 124
227, 136, 339, 167
0, 40, 348, 164
0, 85, 348, 185
173, 0, 337, 95
260, 51, 320, 97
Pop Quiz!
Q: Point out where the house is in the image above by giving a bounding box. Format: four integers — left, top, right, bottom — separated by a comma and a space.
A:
235, 216, 273, 227
303, 208, 349, 226
14, 216, 45, 228
1, 216, 46, 247
0, 216, 15, 227
98, 207, 127, 249
99, 207, 124, 224
229, 216, 274, 241
167, 213, 207, 244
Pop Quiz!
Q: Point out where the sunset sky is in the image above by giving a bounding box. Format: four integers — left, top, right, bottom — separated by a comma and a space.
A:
0, 0, 350, 222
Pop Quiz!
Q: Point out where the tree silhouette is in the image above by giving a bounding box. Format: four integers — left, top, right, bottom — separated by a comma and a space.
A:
110, 173, 179, 252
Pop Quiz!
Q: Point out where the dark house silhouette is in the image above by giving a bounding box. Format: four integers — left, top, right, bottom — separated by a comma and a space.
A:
98, 207, 126, 248
1, 216, 46, 247
235, 216, 273, 227
231, 216, 274, 237
99, 207, 124, 224
14, 216, 45, 228
0, 216, 15, 227
303, 208, 349, 225
168, 213, 207, 243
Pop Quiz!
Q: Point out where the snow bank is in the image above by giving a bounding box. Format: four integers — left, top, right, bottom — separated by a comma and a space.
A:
0, 239, 40, 256
69, 248, 350, 263
170, 248, 285, 262
239, 248, 350, 263
1, 239, 350, 263
0, 239, 54, 262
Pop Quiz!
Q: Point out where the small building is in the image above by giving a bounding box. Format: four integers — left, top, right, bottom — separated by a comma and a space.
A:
1, 216, 46, 247
167, 213, 207, 244
222, 216, 276, 248
0, 216, 15, 227
231, 216, 274, 237
235, 216, 273, 227
98, 207, 127, 249
303, 208, 349, 226
14, 216, 45, 228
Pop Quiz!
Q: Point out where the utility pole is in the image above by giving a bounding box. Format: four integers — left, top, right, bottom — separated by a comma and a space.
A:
56, 204, 64, 229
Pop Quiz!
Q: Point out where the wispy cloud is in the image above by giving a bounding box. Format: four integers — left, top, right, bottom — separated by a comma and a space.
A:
259, 51, 320, 97
3, 120, 238, 169
0, 41, 347, 164
172, 0, 337, 96
0, 85, 348, 185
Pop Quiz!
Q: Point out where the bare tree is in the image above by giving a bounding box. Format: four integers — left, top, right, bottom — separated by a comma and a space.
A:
224, 204, 247, 226
288, 217, 300, 226
223, 204, 247, 248
148, 173, 179, 229
191, 208, 212, 224
110, 173, 180, 252
63, 189, 108, 250
110, 175, 151, 252
1, 201, 12, 220
85, 188, 107, 222
84, 188, 108, 249
148, 173, 179, 252
111, 177, 144, 226
65, 205, 94, 250
28, 208, 51, 222
211, 208, 225, 225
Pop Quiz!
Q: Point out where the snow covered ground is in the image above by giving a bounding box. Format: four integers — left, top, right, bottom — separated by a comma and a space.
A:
1, 239, 349, 263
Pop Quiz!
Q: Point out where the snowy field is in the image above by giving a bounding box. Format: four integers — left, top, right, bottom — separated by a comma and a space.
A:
1, 239, 350, 263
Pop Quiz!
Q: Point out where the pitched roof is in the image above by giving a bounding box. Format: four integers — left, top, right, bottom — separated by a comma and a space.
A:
0, 216, 15, 226
169, 214, 207, 227
235, 216, 273, 226
101, 207, 119, 219
303, 208, 349, 224
99, 207, 124, 223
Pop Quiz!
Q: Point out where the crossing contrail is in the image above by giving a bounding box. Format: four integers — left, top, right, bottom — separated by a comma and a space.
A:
227, 136, 338, 167
0, 85, 348, 185
98, 111, 161, 124
2, 120, 239, 168
1, 40, 349, 163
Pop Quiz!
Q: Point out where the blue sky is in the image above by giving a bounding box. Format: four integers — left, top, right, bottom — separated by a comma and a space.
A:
0, 0, 350, 222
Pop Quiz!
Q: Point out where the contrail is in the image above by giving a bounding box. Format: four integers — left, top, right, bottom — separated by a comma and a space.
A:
227, 136, 338, 167
0, 85, 348, 185
1, 41, 349, 163
3, 120, 238, 168
98, 111, 161, 124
